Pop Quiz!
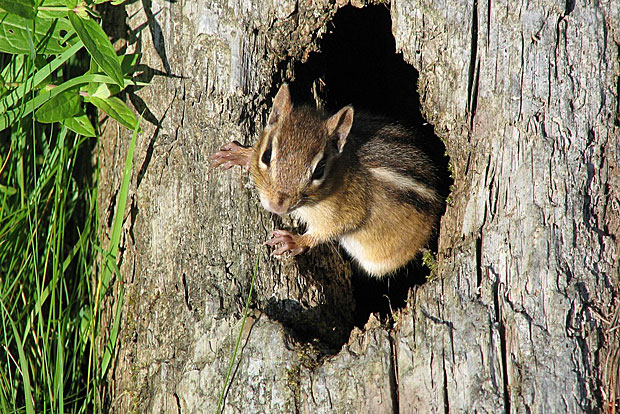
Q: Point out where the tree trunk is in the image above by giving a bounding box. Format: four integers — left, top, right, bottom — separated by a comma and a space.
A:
99, 0, 619, 412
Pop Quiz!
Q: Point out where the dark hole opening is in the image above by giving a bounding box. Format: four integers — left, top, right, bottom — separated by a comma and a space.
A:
290, 5, 425, 124
285, 5, 450, 334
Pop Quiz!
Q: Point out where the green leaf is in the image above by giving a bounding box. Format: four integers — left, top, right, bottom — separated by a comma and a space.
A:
0, 72, 112, 130
35, 88, 81, 123
38, 0, 70, 19
120, 52, 140, 74
0, 40, 83, 115
0, 183, 17, 195
85, 81, 118, 98
63, 113, 95, 136
68, 12, 124, 86
0, 0, 35, 19
0, 13, 75, 54
87, 96, 141, 132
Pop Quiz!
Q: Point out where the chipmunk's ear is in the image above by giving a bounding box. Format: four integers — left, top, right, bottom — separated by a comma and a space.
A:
268, 83, 292, 126
327, 105, 354, 153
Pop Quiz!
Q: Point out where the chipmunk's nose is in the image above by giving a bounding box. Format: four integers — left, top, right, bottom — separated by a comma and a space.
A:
260, 193, 290, 215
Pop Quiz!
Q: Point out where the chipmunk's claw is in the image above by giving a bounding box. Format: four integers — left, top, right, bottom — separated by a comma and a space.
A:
210, 141, 252, 170
266, 230, 308, 256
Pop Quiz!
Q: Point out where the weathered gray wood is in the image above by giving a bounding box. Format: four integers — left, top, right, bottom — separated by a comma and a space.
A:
99, 0, 619, 412
391, 0, 620, 412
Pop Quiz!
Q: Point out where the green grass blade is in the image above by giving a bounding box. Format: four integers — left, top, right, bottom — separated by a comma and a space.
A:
1, 299, 35, 414
54, 325, 64, 413
0, 72, 115, 130
99, 273, 123, 378
101, 115, 137, 289
98, 115, 140, 380
216, 254, 260, 414
0, 39, 83, 114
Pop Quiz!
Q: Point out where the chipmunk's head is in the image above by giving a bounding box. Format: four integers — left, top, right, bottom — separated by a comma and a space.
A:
250, 83, 354, 216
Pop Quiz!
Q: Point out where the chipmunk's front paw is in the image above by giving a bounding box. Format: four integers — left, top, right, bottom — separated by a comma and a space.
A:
209, 141, 252, 170
266, 230, 309, 256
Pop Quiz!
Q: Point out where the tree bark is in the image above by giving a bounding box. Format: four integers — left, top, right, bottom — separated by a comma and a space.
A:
100, 0, 619, 412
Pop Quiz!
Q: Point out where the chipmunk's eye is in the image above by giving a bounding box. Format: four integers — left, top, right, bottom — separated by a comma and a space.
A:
311, 157, 327, 181
261, 138, 272, 166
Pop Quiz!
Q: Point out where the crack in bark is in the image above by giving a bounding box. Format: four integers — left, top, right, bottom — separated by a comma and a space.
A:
486, 0, 491, 49
467, 0, 479, 126
519, 31, 524, 119
470, 64, 480, 129
492, 273, 511, 413
182, 272, 192, 311
442, 350, 449, 414
135, 92, 175, 187
388, 331, 400, 414
475, 236, 482, 290
573, 321, 596, 412
483, 154, 493, 222
173, 392, 181, 413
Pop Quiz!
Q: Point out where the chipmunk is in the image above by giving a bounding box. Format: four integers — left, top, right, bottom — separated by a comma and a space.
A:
210, 83, 444, 277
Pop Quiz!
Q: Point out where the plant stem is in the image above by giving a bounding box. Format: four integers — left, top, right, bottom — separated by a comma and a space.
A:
216, 254, 260, 414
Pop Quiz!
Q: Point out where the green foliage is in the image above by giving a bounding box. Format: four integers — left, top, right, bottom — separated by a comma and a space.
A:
99, 118, 138, 379
87, 95, 141, 131
35, 87, 82, 122
0, 121, 100, 414
0, 0, 141, 135
68, 12, 124, 87
422, 249, 438, 280
0, 12, 76, 54
0, 0, 36, 20
0, 0, 144, 411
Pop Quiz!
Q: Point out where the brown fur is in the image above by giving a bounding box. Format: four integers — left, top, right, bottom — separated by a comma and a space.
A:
237, 84, 443, 277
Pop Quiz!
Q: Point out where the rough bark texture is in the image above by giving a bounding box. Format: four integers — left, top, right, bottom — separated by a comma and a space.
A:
100, 0, 620, 412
